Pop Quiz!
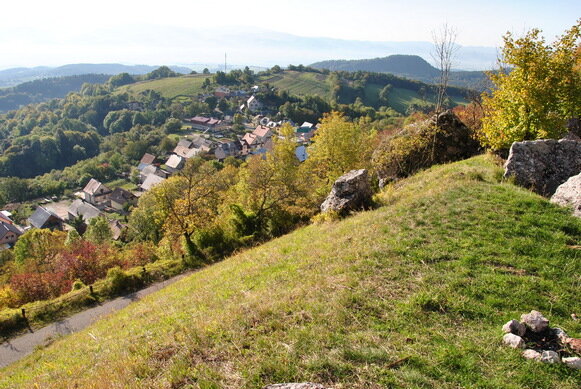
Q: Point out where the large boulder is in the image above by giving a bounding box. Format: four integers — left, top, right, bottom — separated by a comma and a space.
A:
373, 110, 480, 182
550, 173, 581, 217
504, 139, 581, 196
321, 169, 372, 214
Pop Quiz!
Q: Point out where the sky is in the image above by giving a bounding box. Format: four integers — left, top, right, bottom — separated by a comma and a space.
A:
0, 0, 579, 69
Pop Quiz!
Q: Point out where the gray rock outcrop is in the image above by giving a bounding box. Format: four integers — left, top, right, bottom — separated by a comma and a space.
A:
321, 169, 372, 214
504, 139, 581, 196
562, 356, 581, 369
540, 350, 561, 364
502, 319, 526, 336
373, 110, 480, 182
520, 310, 549, 333
522, 349, 542, 361
264, 384, 328, 389
503, 333, 525, 349
550, 173, 581, 217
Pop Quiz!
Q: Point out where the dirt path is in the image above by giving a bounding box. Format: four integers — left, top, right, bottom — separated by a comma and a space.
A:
0, 271, 192, 369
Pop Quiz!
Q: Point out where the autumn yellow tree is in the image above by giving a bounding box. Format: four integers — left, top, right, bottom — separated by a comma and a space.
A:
304, 111, 376, 194
153, 159, 237, 260
480, 20, 581, 150
234, 124, 314, 237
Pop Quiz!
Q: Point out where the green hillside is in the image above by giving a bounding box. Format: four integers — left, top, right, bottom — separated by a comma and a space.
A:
310, 55, 488, 90
116, 70, 468, 114
259, 71, 333, 98
3, 155, 580, 388
118, 74, 209, 99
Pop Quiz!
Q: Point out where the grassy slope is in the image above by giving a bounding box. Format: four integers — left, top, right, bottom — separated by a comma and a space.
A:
118, 74, 209, 99
116, 71, 467, 113
5, 155, 579, 388
258, 72, 332, 98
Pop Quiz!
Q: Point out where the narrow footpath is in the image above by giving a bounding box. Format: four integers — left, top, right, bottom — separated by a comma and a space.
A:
0, 271, 192, 369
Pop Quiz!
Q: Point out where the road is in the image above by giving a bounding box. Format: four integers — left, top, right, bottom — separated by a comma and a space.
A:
0, 271, 192, 369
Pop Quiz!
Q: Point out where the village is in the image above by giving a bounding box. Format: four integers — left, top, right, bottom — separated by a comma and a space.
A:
0, 86, 318, 250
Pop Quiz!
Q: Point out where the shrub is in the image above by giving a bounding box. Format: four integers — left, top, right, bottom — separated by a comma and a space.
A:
373, 110, 480, 181
106, 266, 129, 294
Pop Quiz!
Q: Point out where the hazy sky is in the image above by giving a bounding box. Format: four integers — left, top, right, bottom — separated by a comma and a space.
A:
1, 0, 579, 68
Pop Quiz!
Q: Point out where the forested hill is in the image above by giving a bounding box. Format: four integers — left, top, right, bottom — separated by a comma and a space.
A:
0, 74, 111, 112
0, 64, 193, 88
310, 55, 489, 89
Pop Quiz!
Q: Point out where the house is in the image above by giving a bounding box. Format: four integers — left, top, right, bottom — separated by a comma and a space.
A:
295, 145, 308, 162
191, 135, 214, 152
82, 179, 112, 206
214, 141, 242, 161
241, 125, 273, 153
165, 154, 185, 173
0, 219, 21, 249
253, 125, 272, 141
246, 96, 262, 112
28, 206, 64, 230
296, 121, 316, 142
67, 200, 102, 223
174, 145, 200, 159
109, 220, 127, 241
109, 188, 137, 211
186, 116, 223, 131
139, 165, 169, 183
140, 174, 166, 191
140, 153, 156, 166
214, 86, 231, 98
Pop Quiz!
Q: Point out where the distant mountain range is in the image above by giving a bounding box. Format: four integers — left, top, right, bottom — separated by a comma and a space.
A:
0, 64, 192, 88
1, 25, 498, 76
310, 55, 490, 89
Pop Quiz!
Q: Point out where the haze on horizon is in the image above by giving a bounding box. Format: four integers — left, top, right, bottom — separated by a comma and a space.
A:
1, 0, 579, 70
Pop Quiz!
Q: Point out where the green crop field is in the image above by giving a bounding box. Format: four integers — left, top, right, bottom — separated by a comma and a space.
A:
3, 155, 579, 388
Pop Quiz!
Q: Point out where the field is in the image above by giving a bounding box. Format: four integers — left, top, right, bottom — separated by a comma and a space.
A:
2, 155, 580, 388
258, 71, 333, 98
117, 74, 209, 99
115, 71, 467, 114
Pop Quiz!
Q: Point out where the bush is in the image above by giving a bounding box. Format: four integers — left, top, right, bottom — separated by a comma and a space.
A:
373, 110, 480, 181
106, 266, 130, 294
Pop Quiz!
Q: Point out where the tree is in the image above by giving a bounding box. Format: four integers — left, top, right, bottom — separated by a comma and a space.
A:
431, 23, 458, 115
480, 21, 581, 150
304, 112, 376, 193
153, 160, 234, 259
84, 216, 112, 244
13, 229, 65, 269
234, 124, 312, 236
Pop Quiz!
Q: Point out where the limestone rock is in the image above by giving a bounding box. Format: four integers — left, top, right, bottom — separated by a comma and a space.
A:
502, 319, 526, 336
520, 310, 549, 333
552, 328, 569, 344
550, 173, 581, 217
540, 350, 560, 364
264, 384, 328, 389
373, 110, 480, 182
504, 139, 581, 196
503, 333, 525, 349
562, 357, 581, 369
321, 169, 372, 214
522, 349, 542, 361
566, 338, 581, 354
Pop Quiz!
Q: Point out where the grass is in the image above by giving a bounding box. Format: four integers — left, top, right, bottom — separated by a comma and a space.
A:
118, 74, 209, 99
4, 155, 579, 388
259, 71, 333, 98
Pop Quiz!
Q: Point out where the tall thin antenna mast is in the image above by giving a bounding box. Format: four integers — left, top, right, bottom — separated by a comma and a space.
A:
225, 53, 227, 72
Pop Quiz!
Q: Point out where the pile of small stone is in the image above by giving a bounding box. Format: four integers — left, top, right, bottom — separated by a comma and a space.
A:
502, 310, 580, 369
